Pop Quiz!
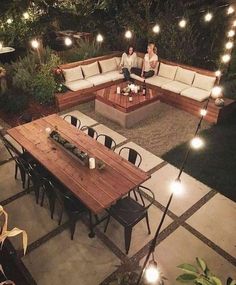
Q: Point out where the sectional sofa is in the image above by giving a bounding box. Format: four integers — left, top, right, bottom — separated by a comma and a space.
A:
56, 52, 235, 124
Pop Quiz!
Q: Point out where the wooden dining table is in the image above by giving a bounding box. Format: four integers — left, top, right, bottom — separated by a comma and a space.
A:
7, 114, 150, 235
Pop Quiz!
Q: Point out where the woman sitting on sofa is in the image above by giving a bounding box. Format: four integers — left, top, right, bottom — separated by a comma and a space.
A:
120, 45, 137, 81
131, 43, 158, 79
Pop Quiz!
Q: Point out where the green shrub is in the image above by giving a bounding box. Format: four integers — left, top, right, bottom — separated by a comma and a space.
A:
0, 88, 28, 113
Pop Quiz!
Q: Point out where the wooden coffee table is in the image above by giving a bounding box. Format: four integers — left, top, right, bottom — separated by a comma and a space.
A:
95, 82, 160, 128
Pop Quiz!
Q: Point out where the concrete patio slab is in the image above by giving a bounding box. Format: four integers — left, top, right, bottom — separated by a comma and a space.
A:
140, 227, 236, 285
60, 110, 97, 127
100, 203, 173, 257
23, 221, 120, 285
142, 164, 211, 216
116, 142, 163, 172
93, 124, 127, 145
187, 193, 236, 256
0, 140, 11, 162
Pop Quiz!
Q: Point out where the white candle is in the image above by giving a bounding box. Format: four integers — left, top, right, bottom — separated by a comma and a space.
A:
117, 86, 121, 94
89, 157, 96, 169
129, 96, 133, 102
45, 127, 51, 134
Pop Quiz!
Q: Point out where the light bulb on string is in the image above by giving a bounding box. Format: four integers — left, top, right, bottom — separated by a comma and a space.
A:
190, 137, 204, 149
179, 19, 187, 28
23, 12, 30, 20
31, 39, 39, 49
64, 37, 72, 46
200, 109, 207, 117
215, 70, 221, 77
153, 24, 160, 34
221, 54, 231, 63
170, 179, 183, 195
6, 18, 13, 24
225, 41, 234, 50
96, 34, 104, 43
227, 30, 235, 38
145, 260, 160, 284
227, 6, 234, 15
211, 86, 223, 98
125, 30, 132, 39
204, 12, 213, 22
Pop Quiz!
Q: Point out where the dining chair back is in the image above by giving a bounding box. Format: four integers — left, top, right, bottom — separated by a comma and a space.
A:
63, 115, 81, 129
96, 134, 117, 151
118, 147, 142, 167
80, 126, 98, 139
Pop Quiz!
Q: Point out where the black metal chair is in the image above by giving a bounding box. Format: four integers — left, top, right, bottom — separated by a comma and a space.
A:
118, 147, 142, 167
46, 181, 87, 239
96, 134, 117, 151
80, 126, 98, 139
63, 115, 81, 129
104, 186, 155, 254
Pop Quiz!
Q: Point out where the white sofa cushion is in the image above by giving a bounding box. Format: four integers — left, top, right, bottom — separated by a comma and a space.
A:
64, 80, 93, 91
181, 87, 210, 102
146, 75, 172, 87
192, 73, 216, 91
130, 73, 145, 82
81, 62, 100, 78
175, 67, 195, 85
158, 63, 177, 80
86, 74, 112, 86
115, 57, 121, 67
162, 81, 190, 93
103, 71, 124, 81
99, 58, 117, 73
62, 66, 83, 83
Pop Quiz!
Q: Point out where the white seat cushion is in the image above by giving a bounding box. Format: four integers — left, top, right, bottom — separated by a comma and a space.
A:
99, 58, 117, 73
158, 63, 177, 80
103, 71, 124, 81
130, 73, 145, 82
162, 81, 190, 93
115, 57, 121, 66
86, 74, 112, 86
192, 73, 216, 91
81, 62, 100, 78
146, 75, 172, 87
64, 80, 93, 91
4, 134, 23, 153
175, 67, 196, 85
62, 66, 83, 82
181, 87, 210, 102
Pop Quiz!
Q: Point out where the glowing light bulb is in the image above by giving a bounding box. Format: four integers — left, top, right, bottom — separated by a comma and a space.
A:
153, 24, 160, 34
227, 6, 234, 15
200, 109, 207, 116
96, 34, 103, 42
145, 261, 160, 284
23, 12, 30, 19
125, 30, 132, 39
170, 179, 183, 195
179, 19, 187, 28
227, 30, 235, 37
64, 37, 72, 46
222, 54, 231, 63
225, 41, 234, 49
215, 70, 221, 77
31, 39, 39, 49
211, 86, 222, 98
204, 13, 213, 22
6, 18, 13, 24
190, 137, 204, 149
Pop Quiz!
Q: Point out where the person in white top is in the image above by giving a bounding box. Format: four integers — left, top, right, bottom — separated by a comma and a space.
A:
120, 46, 137, 81
131, 43, 158, 79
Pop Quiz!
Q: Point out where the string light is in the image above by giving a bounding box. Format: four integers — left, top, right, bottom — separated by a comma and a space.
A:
6, 18, 13, 24
170, 179, 183, 195
145, 261, 160, 283
96, 34, 104, 42
221, 53, 231, 63
225, 41, 234, 49
227, 29, 235, 37
153, 24, 160, 34
200, 109, 207, 116
125, 30, 132, 39
31, 39, 39, 49
227, 6, 234, 15
215, 70, 221, 77
179, 19, 187, 28
64, 37, 72, 46
204, 12, 213, 22
190, 137, 204, 149
23, 12, 30, 20
211, 86, 222, 98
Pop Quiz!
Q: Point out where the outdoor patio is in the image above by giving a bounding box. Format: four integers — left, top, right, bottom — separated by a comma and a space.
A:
0, 104, 235, 285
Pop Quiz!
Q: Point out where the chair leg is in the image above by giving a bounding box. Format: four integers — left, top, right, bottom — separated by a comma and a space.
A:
19, 167, 26, 188
145, 213, 151, 235
15, 164, 18, 179
133, 190, 138, 201
69, 216, 76, 240
58, 208, 63, 225
34, 186, 40, 204
104, 215, 111, 233
49, 196, 56, 220
124, 227, 132, 255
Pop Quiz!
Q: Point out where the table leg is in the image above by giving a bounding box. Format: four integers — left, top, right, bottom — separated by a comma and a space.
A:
88, 211, 95, 238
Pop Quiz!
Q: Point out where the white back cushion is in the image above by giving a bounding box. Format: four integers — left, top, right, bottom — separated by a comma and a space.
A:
192, 73, 216, 91
62, 66, 83, 83
158, 63, 177, 80
175, 67, 195, 85
81, 61, 100, 78
99, 58, 117, 73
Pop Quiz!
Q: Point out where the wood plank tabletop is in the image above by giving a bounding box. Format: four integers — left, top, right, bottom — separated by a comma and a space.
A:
7, 114, 150, 214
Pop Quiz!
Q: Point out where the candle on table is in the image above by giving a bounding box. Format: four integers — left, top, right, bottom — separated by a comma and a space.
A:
89, 157, 96, 169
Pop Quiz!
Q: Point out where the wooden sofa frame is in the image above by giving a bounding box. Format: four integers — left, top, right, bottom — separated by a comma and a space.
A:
55, 52, 236, 124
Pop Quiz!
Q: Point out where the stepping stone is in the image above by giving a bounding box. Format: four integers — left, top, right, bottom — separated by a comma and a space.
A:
93, 124, 127, 145
187, 193, 236, 256
116, 142, 163, 172
23, 221, 120, 285
142, 164, 211, 216
60, 110, 97, 127
140, 226, 236, 284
